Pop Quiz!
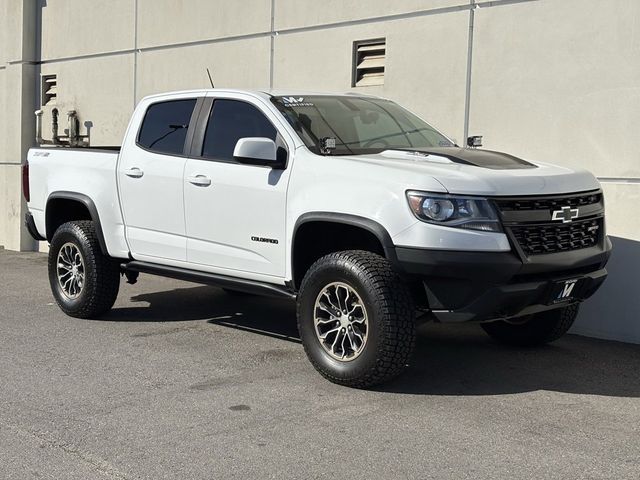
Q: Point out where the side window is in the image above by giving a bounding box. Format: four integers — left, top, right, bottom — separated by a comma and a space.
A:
202, 99, 277, 161
137, 99, 196, 155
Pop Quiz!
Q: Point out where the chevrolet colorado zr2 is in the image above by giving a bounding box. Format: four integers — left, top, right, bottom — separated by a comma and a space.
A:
24, 90, 611, 387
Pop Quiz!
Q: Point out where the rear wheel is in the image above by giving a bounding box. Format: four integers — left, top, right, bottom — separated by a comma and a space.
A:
297, 250, 415, 388
48, 221, 120, 318
481, 304, 579, 347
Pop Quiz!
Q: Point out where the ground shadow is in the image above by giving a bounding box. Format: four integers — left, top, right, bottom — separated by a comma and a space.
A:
103, 286, 298, 339
571, 236, 640, 342
378, 322, 640, 397
104, 284, 639, 397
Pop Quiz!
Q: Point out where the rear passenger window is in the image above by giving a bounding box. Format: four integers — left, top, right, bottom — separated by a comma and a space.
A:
138, 99, 196, 155
202, 99, 277, 160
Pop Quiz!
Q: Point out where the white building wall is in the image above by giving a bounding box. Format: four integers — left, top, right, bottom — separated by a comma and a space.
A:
1, 0, 37, 251
468, 0, 640, 342
135, 38, 272, 100
0, 0, 638, 342
272, 11, 469, 142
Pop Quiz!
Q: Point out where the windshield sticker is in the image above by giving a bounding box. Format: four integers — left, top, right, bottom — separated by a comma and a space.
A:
281, 96, 315, 107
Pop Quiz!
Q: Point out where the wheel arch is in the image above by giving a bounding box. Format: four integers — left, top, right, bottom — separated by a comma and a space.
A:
291, 212, 400, 290
45, 192, 108, 255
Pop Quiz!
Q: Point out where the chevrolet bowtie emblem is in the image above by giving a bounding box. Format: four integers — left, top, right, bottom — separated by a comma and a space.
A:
552, 206, 579, 223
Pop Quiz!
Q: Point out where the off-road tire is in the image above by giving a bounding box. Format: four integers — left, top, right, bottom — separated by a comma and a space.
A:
481, 304, 579, 347
297, 250, 415, 388
48, 221, 120, 318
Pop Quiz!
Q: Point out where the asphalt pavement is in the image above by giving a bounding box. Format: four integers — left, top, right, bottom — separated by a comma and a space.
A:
1, 249, 638, 479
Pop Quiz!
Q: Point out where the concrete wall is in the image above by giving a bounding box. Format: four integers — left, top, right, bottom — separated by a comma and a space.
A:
39, 0, 135, 60
136, 38, 272, 100
39, 55, 135, 146
273, 11, 469, 141
467, 0, 640, 342
469, 0, 640, 178
0, 1, 8, 241
0, 0, 638, 342
273, 0, 463, 29
137, 0, 271, 48
0, 0, 37, 251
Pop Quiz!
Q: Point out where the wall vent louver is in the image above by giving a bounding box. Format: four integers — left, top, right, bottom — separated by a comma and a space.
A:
41, 74, 57, 106
352, 39, 386, 87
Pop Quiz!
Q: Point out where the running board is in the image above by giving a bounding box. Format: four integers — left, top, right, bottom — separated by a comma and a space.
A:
121, 261, 296, 300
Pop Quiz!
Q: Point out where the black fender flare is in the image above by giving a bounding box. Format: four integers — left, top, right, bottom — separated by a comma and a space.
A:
46, 191, 109, 255
291, 212, 401, 286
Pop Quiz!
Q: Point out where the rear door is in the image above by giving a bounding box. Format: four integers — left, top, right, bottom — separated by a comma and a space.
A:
183, 93, 293, 278
118, 95, 201, 262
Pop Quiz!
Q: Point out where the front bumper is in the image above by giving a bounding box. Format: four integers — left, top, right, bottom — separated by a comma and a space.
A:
395, 237, 612, 322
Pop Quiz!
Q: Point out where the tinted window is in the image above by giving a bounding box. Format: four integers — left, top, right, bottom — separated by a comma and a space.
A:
202, 100, 277, 160
138, 99, 196, 155
271, 95, 453, 155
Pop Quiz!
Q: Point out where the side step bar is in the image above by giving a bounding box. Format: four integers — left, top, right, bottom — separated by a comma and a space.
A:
121, 261, 296, 300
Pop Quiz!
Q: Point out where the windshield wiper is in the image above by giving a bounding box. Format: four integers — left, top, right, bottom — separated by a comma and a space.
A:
148, 124, 188, 149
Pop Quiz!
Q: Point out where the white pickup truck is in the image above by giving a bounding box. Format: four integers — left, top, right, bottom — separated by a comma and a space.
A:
24, 89, 611, 387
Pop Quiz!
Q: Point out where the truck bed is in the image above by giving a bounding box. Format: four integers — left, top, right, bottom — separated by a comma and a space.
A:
27, 146, 130, 258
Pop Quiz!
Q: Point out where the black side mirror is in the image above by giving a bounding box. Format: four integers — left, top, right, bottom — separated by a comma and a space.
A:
467, 135, 483, 148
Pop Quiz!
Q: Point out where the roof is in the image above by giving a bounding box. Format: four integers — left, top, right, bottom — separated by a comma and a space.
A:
139, 88, 383, 102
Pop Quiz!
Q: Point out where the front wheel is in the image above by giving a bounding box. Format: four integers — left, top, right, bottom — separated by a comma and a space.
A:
481, 304, 579, 347
48, 221, 120, 319
297, 250, 415, 388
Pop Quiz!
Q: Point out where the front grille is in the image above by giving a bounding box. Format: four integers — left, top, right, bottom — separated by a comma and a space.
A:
495, 192, 602, 211
493, 190, 605, 257
510, 218, 601, 256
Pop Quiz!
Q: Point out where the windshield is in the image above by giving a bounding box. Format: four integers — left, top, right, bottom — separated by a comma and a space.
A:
271, 95, 454, 155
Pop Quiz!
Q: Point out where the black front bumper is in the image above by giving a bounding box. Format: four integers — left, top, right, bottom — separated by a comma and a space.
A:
395, 238, 612, 322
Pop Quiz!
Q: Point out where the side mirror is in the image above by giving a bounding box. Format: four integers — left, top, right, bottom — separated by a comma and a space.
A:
233, 137, 285, 168
467, 135, 483, 148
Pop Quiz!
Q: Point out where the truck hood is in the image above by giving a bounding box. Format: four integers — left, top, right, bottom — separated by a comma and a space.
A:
338, 147, 600, 196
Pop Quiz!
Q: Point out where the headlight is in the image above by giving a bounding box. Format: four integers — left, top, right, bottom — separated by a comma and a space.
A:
406, 191, 502, 232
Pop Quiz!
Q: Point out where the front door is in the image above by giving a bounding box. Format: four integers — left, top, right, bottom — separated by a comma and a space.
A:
184, 95, 291, 278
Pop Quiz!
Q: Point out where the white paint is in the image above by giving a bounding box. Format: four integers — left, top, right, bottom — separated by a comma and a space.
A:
27, 89, 605, 289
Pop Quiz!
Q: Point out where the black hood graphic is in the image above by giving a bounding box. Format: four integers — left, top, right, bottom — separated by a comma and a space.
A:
398, 147, 537, 170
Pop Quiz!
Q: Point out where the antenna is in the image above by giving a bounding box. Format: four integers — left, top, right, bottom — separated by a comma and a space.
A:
206, 68, 215, 88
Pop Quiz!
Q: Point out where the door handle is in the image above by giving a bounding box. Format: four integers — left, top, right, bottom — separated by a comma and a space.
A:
187, 174, 212, 187
124, 167, 144, 178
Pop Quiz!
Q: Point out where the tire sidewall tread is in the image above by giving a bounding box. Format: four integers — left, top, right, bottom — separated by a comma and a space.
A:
297, 250, 415, 388
48, 221, 120, 319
